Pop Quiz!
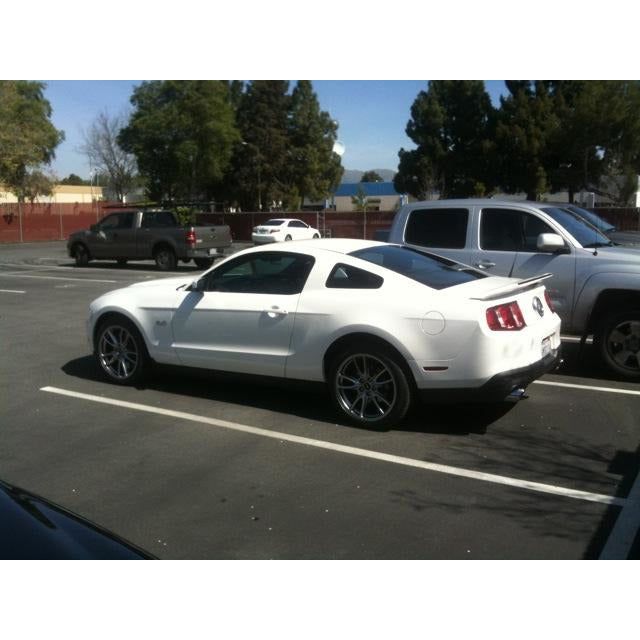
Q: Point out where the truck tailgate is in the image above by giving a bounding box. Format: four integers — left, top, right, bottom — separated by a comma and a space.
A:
192, 225, 232, 249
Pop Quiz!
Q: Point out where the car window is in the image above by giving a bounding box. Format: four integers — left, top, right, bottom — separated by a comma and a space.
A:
404, 208, 469, 249
326, 263, 383, 289
203, 252, 315, 295
142, 211, 176, 228
480, 209, 523, 251
264, 219, 285, 226
350, 245, 486, 290
289, 220, 308, 228
99, 212, 134, 230
540, 206, 612, 247
521, 212, 556, 251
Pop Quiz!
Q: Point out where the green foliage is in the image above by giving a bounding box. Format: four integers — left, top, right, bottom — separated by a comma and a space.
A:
395, 81, 496, 199
0, 81, 64, 199
60, 173, 88, 185
118, 81, 240, 201
351, 185, 369, 212
361, 170, 383, 182
14, 170, 55, 203
174, 206, 196, 225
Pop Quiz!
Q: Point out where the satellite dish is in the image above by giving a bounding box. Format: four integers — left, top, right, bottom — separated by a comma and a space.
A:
332, 140, 346, 157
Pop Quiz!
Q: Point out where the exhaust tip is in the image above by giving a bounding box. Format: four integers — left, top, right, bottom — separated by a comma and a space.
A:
506, 387, 528, 403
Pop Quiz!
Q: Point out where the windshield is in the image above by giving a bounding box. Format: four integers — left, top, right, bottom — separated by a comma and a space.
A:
540, 207, 612, 248
349, 245, 486, 290
566, 205, 616, 233
264, 219, 285, 226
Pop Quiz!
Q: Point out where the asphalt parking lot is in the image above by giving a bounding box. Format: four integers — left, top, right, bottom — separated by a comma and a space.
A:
1, 241, 639, 559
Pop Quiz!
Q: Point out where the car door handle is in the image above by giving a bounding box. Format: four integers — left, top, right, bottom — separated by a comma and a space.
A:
264, 306, 288, 318
475, 260, 496, 269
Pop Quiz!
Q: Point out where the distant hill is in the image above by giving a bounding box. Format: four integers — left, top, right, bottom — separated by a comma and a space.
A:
341, 169, 396, 184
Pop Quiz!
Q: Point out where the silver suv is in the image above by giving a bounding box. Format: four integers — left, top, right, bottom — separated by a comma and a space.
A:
388, 199, 640, 380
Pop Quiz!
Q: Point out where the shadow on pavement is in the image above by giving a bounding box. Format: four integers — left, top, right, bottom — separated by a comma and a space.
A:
61, 355, 513, 436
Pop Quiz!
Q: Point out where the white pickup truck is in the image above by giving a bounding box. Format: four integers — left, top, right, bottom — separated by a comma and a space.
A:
388, 199, 640, 380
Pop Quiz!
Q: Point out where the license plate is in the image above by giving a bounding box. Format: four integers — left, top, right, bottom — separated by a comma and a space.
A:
208, 248, 221, 256
541, 336, 551, 357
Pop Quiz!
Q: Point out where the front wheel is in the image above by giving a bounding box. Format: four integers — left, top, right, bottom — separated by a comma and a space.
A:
284, 235, 292, 241
95, 317, 149, 385
312, 233, 320, 239
596, 310, 640, 379
73, 244, 90, 267
328, 345, 412, 429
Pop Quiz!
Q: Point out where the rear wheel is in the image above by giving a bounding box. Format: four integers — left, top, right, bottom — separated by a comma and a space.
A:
596, 310, 640, 379
116, 258, 127, 267
194, 257, 214, 269
73, 243, 90, 267
154, 246, 177, 271
312, 233, 320, 239
328, 344, 412, 429
284, 234, 292, 241
95, 316, 149, 385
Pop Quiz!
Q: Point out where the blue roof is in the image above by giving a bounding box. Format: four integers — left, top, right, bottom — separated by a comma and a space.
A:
334, 182, 402, 197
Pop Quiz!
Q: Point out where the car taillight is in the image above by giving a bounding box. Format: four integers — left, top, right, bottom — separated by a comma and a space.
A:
544, 290, 555, 313
486, 301, 526, 331
186, 229, 196, 247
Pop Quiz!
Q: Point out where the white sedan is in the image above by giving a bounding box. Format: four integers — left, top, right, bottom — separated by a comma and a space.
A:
252, 218, 320, 244
87, 239, 561, 429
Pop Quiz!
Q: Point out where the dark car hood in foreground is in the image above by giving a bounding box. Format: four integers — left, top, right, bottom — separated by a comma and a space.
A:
0, 480, 154, 559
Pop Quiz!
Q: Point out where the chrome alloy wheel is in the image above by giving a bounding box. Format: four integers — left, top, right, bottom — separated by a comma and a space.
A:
335, 354, 397, 423
98, 325, 139, 380
606, 319, 640, 372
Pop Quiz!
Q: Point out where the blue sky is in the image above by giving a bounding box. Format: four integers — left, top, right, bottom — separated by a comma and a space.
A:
43, 80, 507, 179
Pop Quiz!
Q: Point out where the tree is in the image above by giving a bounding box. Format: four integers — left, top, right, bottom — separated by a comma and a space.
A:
118, 81, 240, 201
287, 80, 343, 208
14, 170, 55, 203
0, 81, 64, 200
351, 185, 369, 212
394, 81, 495, 199
60, 173, 88, 185
361, 170, 383, 183
495, 81, 560, 200
81, 111, 136, 202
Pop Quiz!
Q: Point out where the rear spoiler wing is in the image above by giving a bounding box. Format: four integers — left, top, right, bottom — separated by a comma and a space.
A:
470, 273, 553, 301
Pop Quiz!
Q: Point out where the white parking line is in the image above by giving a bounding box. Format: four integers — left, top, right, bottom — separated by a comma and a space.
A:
534, 380, 640, 397
0, 289, 25, 294
599, 469, 640, 559
0, 273, 117, 284
40, 385, 626, 507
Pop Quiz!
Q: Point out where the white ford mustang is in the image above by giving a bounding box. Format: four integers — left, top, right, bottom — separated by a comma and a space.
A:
87, 239, 561, 428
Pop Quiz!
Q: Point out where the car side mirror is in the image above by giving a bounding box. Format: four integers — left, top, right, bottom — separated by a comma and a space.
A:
537, 233, 569, 254
90, 224, 98, 232
187, 279, 206, 292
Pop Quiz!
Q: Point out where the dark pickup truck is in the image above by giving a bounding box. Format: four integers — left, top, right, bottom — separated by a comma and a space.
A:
67, 209, 232, 271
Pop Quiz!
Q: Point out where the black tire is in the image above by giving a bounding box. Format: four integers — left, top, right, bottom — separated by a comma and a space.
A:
154, 246, 177, 271
284, 234, 292, 241
312, 233, 320, 239
596, 310, 640, 379
116, 258, 127, 267
194, 257, 214, 269
95, 316, 149, 385
328, 342, 412, 429
73, 243, 90, 267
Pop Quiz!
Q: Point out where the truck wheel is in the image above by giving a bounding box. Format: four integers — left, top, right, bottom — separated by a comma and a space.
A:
154, 247, 177, 271
116, 258, 127, 267
596, 310, 640, 379
73, 243, 90, 267
328, 342, 412, 430
194, 258, 214, 269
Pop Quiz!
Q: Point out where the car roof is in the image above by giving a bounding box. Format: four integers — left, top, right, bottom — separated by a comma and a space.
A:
405, 198, 553, 208
242, 238, 385, 256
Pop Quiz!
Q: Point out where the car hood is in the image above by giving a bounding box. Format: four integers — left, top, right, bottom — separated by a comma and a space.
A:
129, 276, 196, 290
0, 480, 153, 559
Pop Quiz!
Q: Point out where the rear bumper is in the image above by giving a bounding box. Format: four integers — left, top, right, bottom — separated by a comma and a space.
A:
185, 246, 226, 259
251, 234, 278, 244
418, 347, 562, 404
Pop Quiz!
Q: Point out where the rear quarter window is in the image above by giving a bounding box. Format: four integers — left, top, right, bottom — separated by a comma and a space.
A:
404, 208, 469, 249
